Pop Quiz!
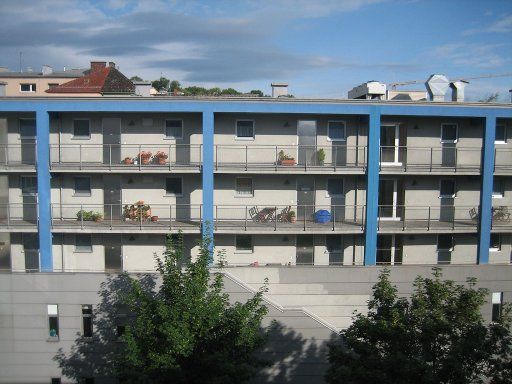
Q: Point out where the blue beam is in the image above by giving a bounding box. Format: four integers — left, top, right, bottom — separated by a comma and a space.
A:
202, 111, 214, 262
36, 108, 52, 272
477, 114, 497, 264
364, 107, 381, 266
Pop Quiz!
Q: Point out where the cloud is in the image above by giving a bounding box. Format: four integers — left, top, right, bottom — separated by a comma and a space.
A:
432, 43, 507, 68
462, 14, 512, 35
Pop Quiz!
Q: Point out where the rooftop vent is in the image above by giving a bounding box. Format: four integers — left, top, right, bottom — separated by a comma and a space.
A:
271, 82, 288, 98
348, 81, 386, 100
425, 74, 450, 102
42, 65, 53, 76
449, 80, 468, 102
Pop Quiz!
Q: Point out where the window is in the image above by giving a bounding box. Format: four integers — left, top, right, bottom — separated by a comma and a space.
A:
19, 118, 36, 138
47, 304, 59, 338
20, 83, 36, 92
437, 234, 453, 251
165, 119, 183, 139
75, 234, 92, 253
492, 292, 503, 322
328, 121, 346, 141
439, 179, 456, 198
326, 235, 343, 265
74, 177, 91, 196
235, 235, 253, 253
82, 305, 93, 338
116, 304, 129, 339
73, 119, 90, 139
51, 379, 61, 384
235, 177, 253, 196
142, 118, 153, 127
165, 177, 183, 196
441, 123, 458, 143
495, 125, 506, 144
493, 178, 504, 198
327, 178, 344, 197
490, 234, 501, 252
21, 176, 37, 195
236, 120, 254, 139
47, 83, 59, 90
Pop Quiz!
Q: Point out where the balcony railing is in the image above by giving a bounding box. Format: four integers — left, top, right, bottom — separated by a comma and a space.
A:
494, 148, 512, 173
0, 203, 38, 228
0, 143, 37, 169
49, 144, 202, 171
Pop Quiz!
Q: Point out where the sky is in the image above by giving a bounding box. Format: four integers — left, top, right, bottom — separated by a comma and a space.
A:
0, 0, 511, 100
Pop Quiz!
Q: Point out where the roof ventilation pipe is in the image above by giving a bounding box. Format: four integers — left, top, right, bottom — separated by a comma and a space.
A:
450, 80, 468, 102
425, 74, 450, 102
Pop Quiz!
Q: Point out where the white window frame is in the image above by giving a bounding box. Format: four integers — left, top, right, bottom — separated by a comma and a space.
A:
489, 233, 501, 252
437, 234, 454, 252
492, 177, 504, 199
235, 119, 255, 140
235, 177, 254, 197
326, 178, 344, 198
440, 123, 458, 144
47, 304, 59, 339
20, 83, 36, 93
165, 176, 183, 197
327, 120, 346, 142
439, 179, 456, 198
164, 119, 183, 139
74, 234, 93, 253
235, 234, 253, 254
73, 176, 91, 197
72, 118, 91, 140
380, 124, 402, 165
495, 125, 506, 144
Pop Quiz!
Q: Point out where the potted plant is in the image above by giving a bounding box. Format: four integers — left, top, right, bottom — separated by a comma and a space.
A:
316, 148, 325, 165
76, 210, 103, 222
151, 215, 159, 222
288, 210, 296, 223
123, 201, 152, 221
278, 150, 295, 166
123, 157, 134, 165
153, 151, 168, 165
138, 151, 152, 165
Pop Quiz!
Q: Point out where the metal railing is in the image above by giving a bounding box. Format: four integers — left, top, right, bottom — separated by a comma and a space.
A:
0, 203, 38, 228
0, 143, 37, 168
49, 144, 202, 170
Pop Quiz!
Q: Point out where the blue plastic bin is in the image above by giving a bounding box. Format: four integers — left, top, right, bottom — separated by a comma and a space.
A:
315, 210, 331, 223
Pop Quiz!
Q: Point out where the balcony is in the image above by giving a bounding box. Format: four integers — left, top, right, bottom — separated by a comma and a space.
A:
0, 203, 38, 231
0, 144, 37, 171
49, 144, 202, 172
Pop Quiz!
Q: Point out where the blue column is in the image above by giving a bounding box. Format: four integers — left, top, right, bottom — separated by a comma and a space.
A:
477, 114, 496, 264
202, 111, 214, 260
364, 107, 381, 266
36, 108, 52, 272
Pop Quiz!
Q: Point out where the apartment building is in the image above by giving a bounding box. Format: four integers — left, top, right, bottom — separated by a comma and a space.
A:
0, 93, 511, 383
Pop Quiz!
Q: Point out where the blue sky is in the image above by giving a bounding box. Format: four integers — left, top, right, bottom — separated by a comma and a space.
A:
0, 0, 511, 100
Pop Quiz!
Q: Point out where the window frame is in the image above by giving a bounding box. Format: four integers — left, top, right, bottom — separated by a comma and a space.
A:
327, 120, 346, 142
495, 125, 506, 144
75, 234, 93, 253
326, 178, 344, 198
489, 233, 501, 252
492, 292, 503, 322
81, 304, 93, 338
21, 175, 37, 196
235, 234, 253, 253
235, 119, 255, 140
47, 304, 59, 340
165, 176, 183, 197
164, 119, 184, 140
440, 123, 458, 144
20, 83, 36, 92
72, 118, 91, 140
439, 179, 456, 198
73, 176, 92, 196
235, 177, 254, 197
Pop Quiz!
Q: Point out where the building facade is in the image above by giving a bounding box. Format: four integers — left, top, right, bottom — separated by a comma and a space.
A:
0, 96, 511, 383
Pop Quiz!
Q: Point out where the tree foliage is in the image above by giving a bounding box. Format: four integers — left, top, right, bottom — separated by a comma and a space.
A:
151, 77, 170, 91
326, 268, 512, 384
130, 76, 143, 82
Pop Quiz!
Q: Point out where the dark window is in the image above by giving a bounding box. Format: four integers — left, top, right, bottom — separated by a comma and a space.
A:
492, 292, 503, 322
328, 121, 346, 141
19, 119, 36, 137
73, 119, 90, 138
0, 233, 11, 271
235, 235, 253, 252
495, 125, 506, 143
165, 119, 183, 139
326, 235, 343, 265
437, 234, 453, 250
21, 176, 37, 195
327, 178, 344, 197
116, 304, 129, 339
51, 379, 61, 384
236, 120, 254, 139
166, 177, 182, 196
74, 177, 91, 195
493, 177, 504, 198
47, 304, 59, 338
20, 83, 36, 92
236, 178, 253, 196
82, 378, 95, 384
490, 234, 501, 251
75, 234, 92, 253
48, 83, 59, 89
82, 305, 93, 338
441, 124, 457, 142
440, 179, 455, 197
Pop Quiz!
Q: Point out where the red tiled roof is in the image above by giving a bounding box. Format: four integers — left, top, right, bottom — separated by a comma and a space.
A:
46, 66, 134, 94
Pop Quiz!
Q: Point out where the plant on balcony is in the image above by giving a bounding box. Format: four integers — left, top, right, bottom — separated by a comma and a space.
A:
153, 151, 168, 165
123, 200, 152, 221
123, 157, 134, 165
278, 150, 295, 166
137, 151, 152, 165
76, 210, 103, 222
288, 210, 296, 223
316, 148, 325, 165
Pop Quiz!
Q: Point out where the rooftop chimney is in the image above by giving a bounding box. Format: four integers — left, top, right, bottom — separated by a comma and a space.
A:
108, 62, 116, 68
449, 80, 468, 102
425, 74, 450, 102
271, 82, 288, 98
42, 65, 53, 76
90, 61, 107, 73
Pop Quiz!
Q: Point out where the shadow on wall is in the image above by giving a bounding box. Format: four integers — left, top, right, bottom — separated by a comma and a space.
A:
54, 274, 338, 384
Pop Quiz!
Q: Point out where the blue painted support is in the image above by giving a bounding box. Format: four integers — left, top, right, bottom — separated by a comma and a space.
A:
477, 114, 497, 264
364, 107, 381, 266
36, 108, 52, 272
202, 111, 215, 262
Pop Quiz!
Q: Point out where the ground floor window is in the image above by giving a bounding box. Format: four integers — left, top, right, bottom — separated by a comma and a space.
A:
235, 235, 253, 253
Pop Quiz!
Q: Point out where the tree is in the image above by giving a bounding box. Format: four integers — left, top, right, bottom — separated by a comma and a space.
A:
479, 93, 499, 103
250, 90, 264, 97
130, 76, 143, 82
326, 268, 512, 384
151, 77, 170, 92
56, 233, 269, 383
169, 80, 181, 92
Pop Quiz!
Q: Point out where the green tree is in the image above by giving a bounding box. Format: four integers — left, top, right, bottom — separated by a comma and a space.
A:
221, 88, 241, 95
326, 268, 512, 384
151, 77, 170, 91
250, 89, 264, 97
130, 76, 143, 82
169, 80, 181, 92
